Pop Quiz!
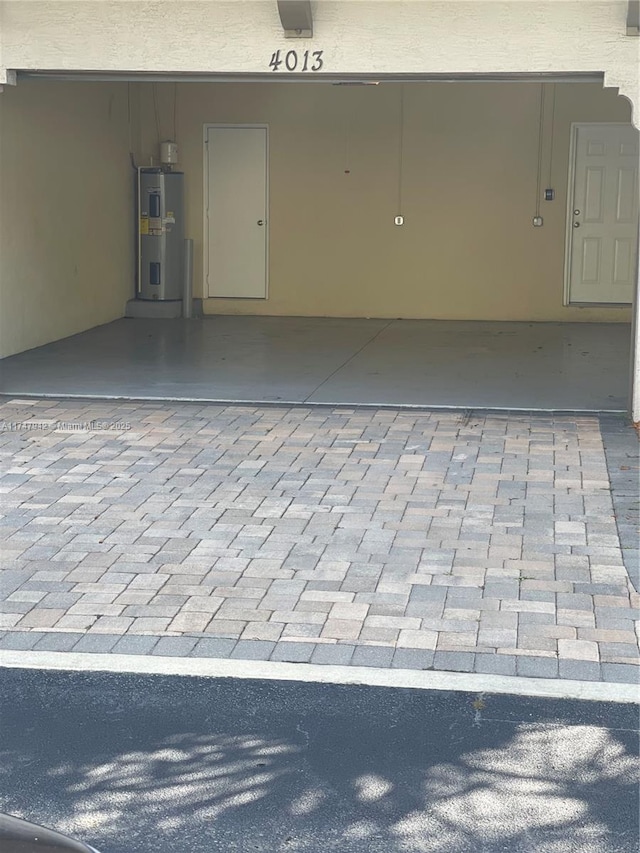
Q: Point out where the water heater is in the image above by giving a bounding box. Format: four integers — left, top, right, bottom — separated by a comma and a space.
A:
137, 168, 184, 301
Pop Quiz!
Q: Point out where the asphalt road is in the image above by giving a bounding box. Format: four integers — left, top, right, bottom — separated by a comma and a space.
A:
0, 668, 638, 853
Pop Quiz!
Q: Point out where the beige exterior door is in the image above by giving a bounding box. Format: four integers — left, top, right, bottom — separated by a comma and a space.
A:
205, 125, 268, 298
567, 123, 639, 305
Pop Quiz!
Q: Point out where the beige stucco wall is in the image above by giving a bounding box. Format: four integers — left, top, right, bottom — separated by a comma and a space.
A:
135, 80, 633, 322
0, 80, 133, 358
1, 1, 638, 111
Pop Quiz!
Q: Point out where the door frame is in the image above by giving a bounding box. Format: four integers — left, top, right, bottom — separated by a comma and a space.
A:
563, 121, 636, 307
202, 123, 270, 299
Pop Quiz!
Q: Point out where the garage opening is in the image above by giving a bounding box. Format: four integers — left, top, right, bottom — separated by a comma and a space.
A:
0, 74, 636, 410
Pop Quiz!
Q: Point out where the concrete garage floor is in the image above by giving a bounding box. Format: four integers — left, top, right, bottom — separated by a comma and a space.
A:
0, 317, 631, 411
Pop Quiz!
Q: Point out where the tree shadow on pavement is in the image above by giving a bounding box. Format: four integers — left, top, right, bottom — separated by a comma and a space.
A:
0, 671, 638, 853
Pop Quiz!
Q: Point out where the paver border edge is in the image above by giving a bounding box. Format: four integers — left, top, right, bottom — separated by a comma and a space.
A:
1, 650, 638, 704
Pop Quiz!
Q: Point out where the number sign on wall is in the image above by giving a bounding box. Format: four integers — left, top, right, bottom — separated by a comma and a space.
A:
269, 50, 324, 72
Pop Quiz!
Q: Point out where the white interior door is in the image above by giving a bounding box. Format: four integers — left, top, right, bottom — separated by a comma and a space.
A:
567, 124, 638, 304
567, 123, 639, 305
205, 125, 267, 298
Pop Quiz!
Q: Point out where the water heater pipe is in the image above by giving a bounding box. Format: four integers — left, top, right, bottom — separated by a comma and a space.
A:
183, 238, 194, 318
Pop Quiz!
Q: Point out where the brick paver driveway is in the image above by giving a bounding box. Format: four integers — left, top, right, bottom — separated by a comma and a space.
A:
1, 398, 638, 683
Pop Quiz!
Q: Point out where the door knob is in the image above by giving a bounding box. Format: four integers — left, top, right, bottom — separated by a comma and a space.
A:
573, 210, 580, 215
573, 222, 581, 228
257, 220, 264, 226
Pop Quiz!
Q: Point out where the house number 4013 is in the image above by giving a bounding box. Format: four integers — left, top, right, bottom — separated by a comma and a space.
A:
269, 50, 324, 72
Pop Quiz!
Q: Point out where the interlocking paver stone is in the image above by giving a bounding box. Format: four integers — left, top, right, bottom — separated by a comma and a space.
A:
349, 644, 394, 667
72, 634, 120, 653
33, 632, 84, 652
151, 637, 198, 656
311, 644, 356, 666
270, 642, 315, 663
17, 609, 66, 629
391, 648, 435, 670
474, 653, 517, 676
230, 640, 277, 661
1, 401, 638, 683
600, 663, 640, 684
433, 651, 475, 672
558, 660, 603, 682
0, 631, 45, 650
516, 656, 559, 679
598, 642, 639, 658
189, 638, 237, 658
557, 638, 600, 661
112, 635, 160, 655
